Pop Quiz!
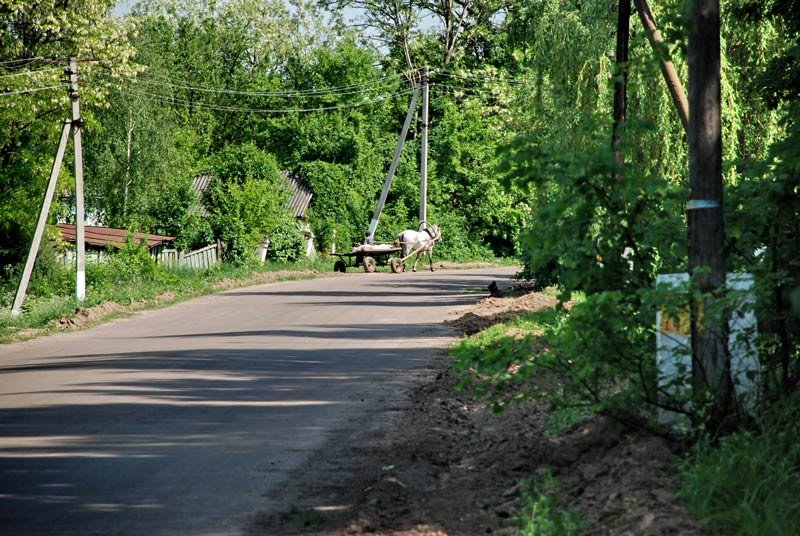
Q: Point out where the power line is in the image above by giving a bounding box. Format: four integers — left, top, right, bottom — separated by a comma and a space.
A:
124, 87, 415, 114
0, 85, 63, 97
0, 56, 44, 67
111, 70, 411, 99
435, 70, 532, 86
0, 67, 63, 80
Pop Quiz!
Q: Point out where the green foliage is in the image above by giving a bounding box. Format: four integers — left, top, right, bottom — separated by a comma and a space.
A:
516, 472, 583, 536
301, 160, 371, 252
452, 308, 561, 411
0, 0, 136, 270
26, 244, 74, 299
266, 219, 305, 263
679, 399, 800, 535
107, 234, 159, 285
207, 143, 292, 263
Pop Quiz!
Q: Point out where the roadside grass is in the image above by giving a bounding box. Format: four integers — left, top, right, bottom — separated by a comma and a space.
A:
451, 288, 800, 536
516, 472, 583, 536
278, 505, 326, 530
678, 398, 800, 536
0, 257, 333, 343
451, 309, 557, 402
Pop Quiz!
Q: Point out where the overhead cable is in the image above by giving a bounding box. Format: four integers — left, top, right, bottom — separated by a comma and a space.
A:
0, 57, 44, 67
0, 85, 63, 97
0, 67, 63, 80
125, 87, 415, 114
113, 71, 410, 98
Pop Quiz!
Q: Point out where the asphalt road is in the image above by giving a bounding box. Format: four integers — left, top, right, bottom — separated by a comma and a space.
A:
0, 266, 517, 536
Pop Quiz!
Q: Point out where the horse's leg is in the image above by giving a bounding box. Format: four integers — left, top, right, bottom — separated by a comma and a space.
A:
412, 252, 420, 272
428, 247, 435, 272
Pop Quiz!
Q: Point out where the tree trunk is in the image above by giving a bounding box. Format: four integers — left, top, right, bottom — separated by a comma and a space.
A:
687, 0, 733, 428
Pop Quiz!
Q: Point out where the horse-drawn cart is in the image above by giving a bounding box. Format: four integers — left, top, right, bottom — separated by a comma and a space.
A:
332, 230, 442, 274
332, 244, 401, 273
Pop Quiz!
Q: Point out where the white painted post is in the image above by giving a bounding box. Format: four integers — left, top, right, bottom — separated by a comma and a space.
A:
69, 58, 86, 302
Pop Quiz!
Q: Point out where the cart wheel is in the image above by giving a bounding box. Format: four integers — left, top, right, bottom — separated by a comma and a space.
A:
363, 256, 376, 273
334, 260, 347, 273
390, 257, 403, 274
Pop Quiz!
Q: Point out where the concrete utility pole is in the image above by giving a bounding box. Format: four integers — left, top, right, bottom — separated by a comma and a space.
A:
11, 122, 72, 316
69, 58, 86, 302
11, 58, 87, 316
419, 68, 429, 230
687, 0, 732, 425
365, 83, 421, 245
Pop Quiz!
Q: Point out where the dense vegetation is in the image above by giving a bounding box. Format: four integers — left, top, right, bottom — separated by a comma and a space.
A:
1, 0, 799, 532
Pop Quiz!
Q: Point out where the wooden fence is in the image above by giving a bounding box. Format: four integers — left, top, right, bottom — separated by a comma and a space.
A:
160, 244, 219, 270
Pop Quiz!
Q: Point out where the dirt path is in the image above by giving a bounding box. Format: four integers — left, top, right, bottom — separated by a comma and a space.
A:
254, 287, 708, 536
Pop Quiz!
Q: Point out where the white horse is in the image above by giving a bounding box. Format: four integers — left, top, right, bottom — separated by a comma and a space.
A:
395, 224, 441, 272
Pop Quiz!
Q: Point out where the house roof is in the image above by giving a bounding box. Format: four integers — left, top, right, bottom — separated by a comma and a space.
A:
56, 224, 175, 249
191, 170, 313, 219
281, 170, 313, 219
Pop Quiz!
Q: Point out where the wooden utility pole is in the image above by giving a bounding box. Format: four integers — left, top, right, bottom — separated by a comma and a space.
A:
687, 0, 732, 424
419, 68, 429, 230
633, 0, 689, 132
612, 0, 631, 172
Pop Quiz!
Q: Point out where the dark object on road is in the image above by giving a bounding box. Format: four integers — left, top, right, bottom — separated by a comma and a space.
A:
488, 281, 503, 297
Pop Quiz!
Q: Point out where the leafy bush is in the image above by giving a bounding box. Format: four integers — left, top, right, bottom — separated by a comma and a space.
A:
107, 234, 158, 285
266, 218, 305, 263
207, 143, 292, 264
26, 244, 73, 299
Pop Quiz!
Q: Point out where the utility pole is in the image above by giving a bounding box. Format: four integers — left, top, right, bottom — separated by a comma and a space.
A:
687, 0, 732, 426
419, 68, 429, 230
611, 0, 631, 174
633, 0, 689, 132
69, 58, 86, 302
11, 58, 87, 316
365, 83, 421, 245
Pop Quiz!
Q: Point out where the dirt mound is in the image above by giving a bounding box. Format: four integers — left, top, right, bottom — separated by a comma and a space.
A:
549, 416, 707, 535
54, 302, 125, 329
446, 286, 558, 335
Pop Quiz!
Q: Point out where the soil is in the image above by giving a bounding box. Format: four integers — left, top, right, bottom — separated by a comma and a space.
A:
251, 284, 708, 536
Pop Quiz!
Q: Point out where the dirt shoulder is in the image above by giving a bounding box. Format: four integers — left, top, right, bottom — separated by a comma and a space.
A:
251, 285, 708, 536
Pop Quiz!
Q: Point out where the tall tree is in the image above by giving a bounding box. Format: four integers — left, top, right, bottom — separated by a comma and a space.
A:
0, 0, 135, 270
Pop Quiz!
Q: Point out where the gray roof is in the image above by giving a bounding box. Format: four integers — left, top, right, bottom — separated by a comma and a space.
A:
191, 170, 312, 219
281, 170, 313, 219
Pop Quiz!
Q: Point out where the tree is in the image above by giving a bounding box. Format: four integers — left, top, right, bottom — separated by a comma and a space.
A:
0, 0, 135, 272
206, 143, 293, 262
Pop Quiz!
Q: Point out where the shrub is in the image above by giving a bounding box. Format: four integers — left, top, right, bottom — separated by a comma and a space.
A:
267, 219, 305, 263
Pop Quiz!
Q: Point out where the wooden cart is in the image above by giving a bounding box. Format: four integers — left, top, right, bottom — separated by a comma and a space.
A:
332, 245, 402, 273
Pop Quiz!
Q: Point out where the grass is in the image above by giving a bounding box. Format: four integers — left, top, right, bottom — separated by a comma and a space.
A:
450, 308, 562, 410
0, 256, 333, 343
678, 402, 800, 535
278, 505, 326, 530
516, 473, 583, 536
